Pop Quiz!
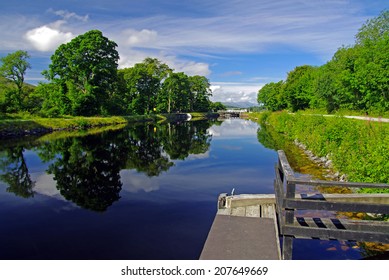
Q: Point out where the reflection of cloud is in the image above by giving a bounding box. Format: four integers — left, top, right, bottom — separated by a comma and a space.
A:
32, 173, 63, 198
221, 145, 242, 151
186, 151, 210, 160
120, 170, 160, 193
31, 173, 80, 210
208, 119, 259, 138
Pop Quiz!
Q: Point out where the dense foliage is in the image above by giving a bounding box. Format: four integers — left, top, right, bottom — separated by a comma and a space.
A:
258, 10, 389, 115
0, 51, 33, 113
0, 30, 214, 117
256, 111, 389, 189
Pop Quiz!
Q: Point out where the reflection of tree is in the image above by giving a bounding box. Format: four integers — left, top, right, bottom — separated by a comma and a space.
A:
46, 132, 125, 212
0, 146, 35, 198
124, 124, 174, 176
0, 120, 216, 211
188, 120, 213, 155
160, 121, 212, 160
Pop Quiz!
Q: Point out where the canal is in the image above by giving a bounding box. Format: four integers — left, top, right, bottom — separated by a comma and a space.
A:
0, 118, 383, 259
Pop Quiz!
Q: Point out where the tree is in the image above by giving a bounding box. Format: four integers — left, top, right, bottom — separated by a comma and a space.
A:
283, 65, 317, 112
356, 10, 388, 45
189, 75, 212, 112
0, 50, 31, 111
354, 10, 389, 113
119, 58, 171, 115
44, 30, 119, 116
210, 101, 226, 112
158, 72, 190, 113
33, 82, 70, 117
257, 81, 286, 111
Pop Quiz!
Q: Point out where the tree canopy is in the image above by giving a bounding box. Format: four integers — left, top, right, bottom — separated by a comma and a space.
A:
43, 30, 120, 116
0, 50, 31, 112
258, 10, 389, 114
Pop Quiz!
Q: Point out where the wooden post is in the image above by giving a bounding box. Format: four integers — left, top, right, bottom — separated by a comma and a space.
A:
282, 181, 295, 260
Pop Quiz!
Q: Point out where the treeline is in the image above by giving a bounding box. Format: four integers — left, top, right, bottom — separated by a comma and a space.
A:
0, 30, 225, 117
258, 10, 389, 114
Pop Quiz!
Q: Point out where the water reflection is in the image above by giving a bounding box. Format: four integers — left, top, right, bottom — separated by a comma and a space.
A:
0, 120, 215, 211
0, 146, 35, 198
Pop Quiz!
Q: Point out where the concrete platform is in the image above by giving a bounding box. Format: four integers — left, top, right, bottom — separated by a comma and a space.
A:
200, 197, 281, 260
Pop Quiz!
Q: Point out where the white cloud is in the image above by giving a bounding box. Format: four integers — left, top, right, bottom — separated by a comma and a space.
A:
125, 28, 158, 47
210, 82, 262, 104
118, 50, 211, 77
50, 9, 89, 22
24, 9, 89, 52
25, 24, 73, 51
164, 56, 211, 76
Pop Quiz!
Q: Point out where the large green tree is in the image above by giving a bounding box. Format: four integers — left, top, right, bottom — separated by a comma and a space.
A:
158, 72, 190, 113
257, 81, 286, 111
283, 65, 317, 112
0, 50, 31, 111
44, 30, 119, 116
189, 75, 212, 112
119, 58, 171, 115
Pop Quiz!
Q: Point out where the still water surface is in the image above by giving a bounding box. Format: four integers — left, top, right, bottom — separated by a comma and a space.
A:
0, 119, 371, 259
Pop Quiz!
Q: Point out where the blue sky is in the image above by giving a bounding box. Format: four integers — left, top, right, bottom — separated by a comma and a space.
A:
0, 0, 387, 104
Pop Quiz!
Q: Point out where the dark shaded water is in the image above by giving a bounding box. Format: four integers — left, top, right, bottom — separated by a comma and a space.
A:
0, 119, 381, 259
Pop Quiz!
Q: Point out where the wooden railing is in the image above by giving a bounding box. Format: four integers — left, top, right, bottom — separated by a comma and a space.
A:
274, 150, 389, 260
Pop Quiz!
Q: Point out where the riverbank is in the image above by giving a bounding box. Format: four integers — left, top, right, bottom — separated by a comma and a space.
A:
249, 111, 389, 192
0, 112, 219, 139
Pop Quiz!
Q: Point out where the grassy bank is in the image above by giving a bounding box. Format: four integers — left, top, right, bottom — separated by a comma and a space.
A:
249, 111, 389, 191
0, 112, 216, 138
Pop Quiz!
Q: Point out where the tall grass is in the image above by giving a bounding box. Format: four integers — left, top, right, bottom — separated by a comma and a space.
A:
254, 111, 389, 190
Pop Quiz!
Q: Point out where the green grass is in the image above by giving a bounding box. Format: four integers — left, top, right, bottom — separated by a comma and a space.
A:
249, 111, 389, 191
0, 112, 217, 136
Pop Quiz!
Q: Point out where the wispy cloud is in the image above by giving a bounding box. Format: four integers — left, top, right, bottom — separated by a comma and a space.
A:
1, 0, 385, 87
105, 0, 367, 58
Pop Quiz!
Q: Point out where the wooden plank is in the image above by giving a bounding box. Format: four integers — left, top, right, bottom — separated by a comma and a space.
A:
277, 150, 295, 180
294, 217, 389, 233
283, 198, 389, 214
298, 193, 389, 204
290, 177, 389, 189
282, 225, 389, 243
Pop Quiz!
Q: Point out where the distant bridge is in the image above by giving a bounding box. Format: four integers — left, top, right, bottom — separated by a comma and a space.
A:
217, 109, 248, 118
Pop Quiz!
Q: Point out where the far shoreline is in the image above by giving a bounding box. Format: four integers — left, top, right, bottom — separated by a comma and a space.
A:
0, 112, 219, 140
